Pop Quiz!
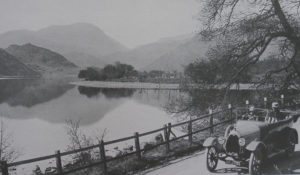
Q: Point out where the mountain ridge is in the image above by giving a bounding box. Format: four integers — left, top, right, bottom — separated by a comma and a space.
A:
104, 34, 211, 72
143, 35, 212, 72
0, 23, 128, 68
104, 34, 195, 70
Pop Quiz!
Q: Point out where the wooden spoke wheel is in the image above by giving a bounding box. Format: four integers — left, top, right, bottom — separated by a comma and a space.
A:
206, 146, 218, 172
249, 149, 263, 175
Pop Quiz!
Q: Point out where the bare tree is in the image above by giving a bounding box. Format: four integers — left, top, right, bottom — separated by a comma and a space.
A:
65, 119, 107, 169
0, 120, 20, 163
198, 0, 300, 90
65, 119, 94, 166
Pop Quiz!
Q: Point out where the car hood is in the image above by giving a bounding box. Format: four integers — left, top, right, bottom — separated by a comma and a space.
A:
234, 120, 268, 142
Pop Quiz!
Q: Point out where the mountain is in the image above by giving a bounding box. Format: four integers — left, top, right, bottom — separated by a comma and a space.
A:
0, 49, 38, 77
63, 52, 107, 68
105, 34, 193, 70
143, 35, 213, 72
6, 43, 78, 74
0, 23, 128, 67
105, 34, 212, 72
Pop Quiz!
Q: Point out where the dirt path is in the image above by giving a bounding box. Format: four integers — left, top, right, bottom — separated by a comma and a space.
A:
138, 119, 300, 175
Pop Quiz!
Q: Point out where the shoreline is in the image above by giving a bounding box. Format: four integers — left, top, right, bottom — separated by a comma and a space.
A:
70, 81, 181, 90
70, 81, 259, 90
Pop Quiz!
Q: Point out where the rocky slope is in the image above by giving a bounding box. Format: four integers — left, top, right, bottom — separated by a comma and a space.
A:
6, 43, 78, 74
0, 48, 39, 77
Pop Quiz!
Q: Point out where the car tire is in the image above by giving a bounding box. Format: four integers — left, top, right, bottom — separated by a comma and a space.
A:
206, 146, 218, 172
286, 130, 297, 157
249, 149, 263, 175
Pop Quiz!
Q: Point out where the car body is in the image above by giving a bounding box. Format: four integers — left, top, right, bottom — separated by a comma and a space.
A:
203, 108, 299, 175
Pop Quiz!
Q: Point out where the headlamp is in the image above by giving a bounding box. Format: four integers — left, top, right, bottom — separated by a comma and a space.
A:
218, 137, 226, 145
239, 138, 246, 146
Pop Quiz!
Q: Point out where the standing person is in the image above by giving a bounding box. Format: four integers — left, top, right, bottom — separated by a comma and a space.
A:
266, 102, 285, 123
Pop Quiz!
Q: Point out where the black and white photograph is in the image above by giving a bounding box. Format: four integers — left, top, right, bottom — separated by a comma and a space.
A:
0, 0, 300, 174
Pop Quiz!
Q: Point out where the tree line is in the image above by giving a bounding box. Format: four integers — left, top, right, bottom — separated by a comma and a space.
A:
78, 62, 138, 81
78, 62, 182, 83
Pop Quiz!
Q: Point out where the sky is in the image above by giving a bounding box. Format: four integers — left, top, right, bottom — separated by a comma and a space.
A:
0, 0, 201, 48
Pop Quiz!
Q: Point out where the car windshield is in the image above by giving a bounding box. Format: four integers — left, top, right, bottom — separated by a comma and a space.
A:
237, 108, 268, 121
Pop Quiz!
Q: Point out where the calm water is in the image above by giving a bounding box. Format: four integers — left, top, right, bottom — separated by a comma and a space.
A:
0, 78, 185, 173
0, 78, 294, 174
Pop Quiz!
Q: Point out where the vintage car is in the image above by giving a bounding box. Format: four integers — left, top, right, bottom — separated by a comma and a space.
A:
203, 108, 299, 175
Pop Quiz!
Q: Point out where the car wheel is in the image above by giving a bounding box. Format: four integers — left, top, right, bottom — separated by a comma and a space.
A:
249, 149, 263, 175
206, 146, 218, 172
286, 131, 297, 157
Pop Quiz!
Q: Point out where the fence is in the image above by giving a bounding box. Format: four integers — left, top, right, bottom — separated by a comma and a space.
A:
0, 106, 236, 175
1, 93, 295, 175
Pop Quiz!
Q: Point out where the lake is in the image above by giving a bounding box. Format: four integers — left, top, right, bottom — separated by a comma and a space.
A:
0, 78, 185, 174
0, 78, 293, 174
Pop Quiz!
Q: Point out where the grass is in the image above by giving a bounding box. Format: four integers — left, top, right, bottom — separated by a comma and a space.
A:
66, 120, 232, 175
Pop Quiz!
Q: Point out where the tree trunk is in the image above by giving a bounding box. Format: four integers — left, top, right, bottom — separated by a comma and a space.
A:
292, 47, 300, 78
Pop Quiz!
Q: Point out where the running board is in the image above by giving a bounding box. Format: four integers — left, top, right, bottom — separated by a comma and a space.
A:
267, 149, 286, 159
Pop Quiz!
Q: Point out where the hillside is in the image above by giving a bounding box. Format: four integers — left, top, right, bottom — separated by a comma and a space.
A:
0, 49, 39, 77
104, 34, 212, 72
105, 34, 193, 70
63, 52, 107, 68
0, 23, 128, 67
6, 43, 78, 74
143, 35, 213, 72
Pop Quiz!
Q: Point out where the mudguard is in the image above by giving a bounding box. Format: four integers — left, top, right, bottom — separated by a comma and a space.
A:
246, 141, 266, 152
290, 128, 298, 144
203, 137, 217, 147
293, 114, 300, 123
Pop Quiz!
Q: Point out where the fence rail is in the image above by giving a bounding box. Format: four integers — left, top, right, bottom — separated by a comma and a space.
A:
0, 106, 236, 175
0, 93, 293, 175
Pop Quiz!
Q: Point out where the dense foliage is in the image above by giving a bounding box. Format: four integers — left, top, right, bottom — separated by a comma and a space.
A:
185, 58, 289, 85
78, 62, 138, 81
78, 62, 183, 83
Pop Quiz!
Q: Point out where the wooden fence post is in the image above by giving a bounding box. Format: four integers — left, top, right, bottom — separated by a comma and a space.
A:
246, 100, 249, 109
99, 140, 107, 175
164, 124, 170, 153
228, 104, 232, 118
55, 150, 63, 174
1, 161, 8, 175
167, 123, 172, 138
134, 132, 141, 160
264, 97, 267, 109
281, 94, 285, 107
188, 119, 193, 145
209, 109, 213, 135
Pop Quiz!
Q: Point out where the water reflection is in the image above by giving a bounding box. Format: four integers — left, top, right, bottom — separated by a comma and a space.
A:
1, 80, 299, 175
0, 78, 73, 107
78, 86, 136, 99
0, 79, 297, 125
